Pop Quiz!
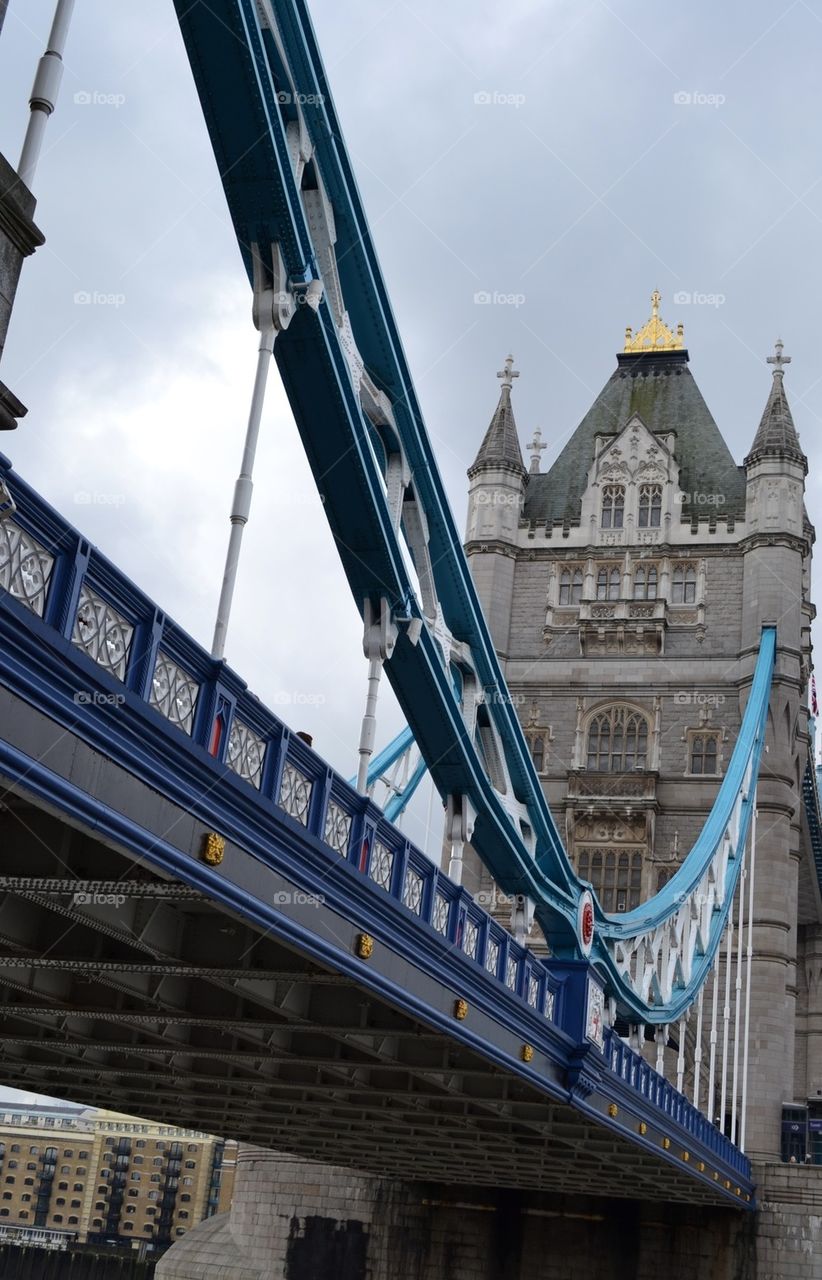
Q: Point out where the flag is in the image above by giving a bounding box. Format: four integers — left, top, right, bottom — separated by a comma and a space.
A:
812, 673, 819, 717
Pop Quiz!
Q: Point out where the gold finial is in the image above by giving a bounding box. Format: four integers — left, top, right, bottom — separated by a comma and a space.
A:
624, 291, 685, 353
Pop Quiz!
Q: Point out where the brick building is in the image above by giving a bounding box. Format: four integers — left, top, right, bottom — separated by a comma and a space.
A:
0, 1102, 235, 1255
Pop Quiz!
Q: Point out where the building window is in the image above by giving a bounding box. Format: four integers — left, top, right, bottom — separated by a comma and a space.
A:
68, 1216, 78, 1225
123, 1223, 133, 1231
95, 1201, 105, 1211
633, 565, 658, 601
596, 566, 621, 601
28, 1147, 38, 1156
4, 1178, 13, 1185
180, 1194, 191, 1203
179, 1211, 189, 1220
690, 733, 720, 775
187, 1145, 198, 1153
127, 1189, 139, 1198
527, 734, 546, 773
55, 1198, 65, 1206
92, 1218, 103, 1228
577, 848, 643, 913
136, 1141, 146, 1149
72, 1184, 83, 1192
23, 1179, 33, 1187
586, 706, 649, 772
672, 564, 697, 604
558, 566, 584, 605
638, 484, 662, 528
60, 1166, 70, 1174
130, 1173, 141, 1182
1, 1194, 9, 1202
62, 1151, 73, 1159
657, 868, 673, 892
20, 1196, 30, 1204
25, 1163, 36, 1171
78, 1152, 88, 1160
126, 1205, 136, 1214
9, 1147, 18, 1154
601, 485, 625, 529
70, 1200, 81, 1209
53, 1215, 62, 1223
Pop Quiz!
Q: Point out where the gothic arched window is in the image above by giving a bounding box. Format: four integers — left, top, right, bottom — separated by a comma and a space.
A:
528, 734, 545, 772
577, 849, 643, 913
672, 564, 697, 603
690, 732, 719, 775
633, 565, 658, 601
638, 484, 662, 528
596, 567, 621, 601
601, 485, 625, 529
558, 566, 584, 605
586, 706, 649, 772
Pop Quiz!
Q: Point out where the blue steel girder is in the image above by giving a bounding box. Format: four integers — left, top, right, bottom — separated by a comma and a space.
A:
171, 0, 581, 943
170, 0, 775, 1022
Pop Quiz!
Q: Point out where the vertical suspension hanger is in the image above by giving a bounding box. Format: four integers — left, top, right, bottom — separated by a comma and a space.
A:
18, 0, 77, 190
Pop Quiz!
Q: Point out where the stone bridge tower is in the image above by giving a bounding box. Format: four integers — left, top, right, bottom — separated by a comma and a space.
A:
463, 297, 817, 1161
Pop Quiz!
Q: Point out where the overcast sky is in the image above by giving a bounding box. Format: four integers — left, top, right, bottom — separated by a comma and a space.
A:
1, 1, 822, 840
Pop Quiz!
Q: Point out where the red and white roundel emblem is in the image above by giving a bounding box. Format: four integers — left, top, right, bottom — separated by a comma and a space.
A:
578, 891, 594, 955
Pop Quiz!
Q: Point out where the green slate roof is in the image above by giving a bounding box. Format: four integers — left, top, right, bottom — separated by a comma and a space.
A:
469, 383, 526, 476
523, 350, 747, 525
745, 371, 806, 470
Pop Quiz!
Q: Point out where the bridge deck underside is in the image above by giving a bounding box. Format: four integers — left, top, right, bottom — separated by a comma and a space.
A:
0, 795, 736, 1208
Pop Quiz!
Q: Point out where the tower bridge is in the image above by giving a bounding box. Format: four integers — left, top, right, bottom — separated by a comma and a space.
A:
0, 1, 819, 1276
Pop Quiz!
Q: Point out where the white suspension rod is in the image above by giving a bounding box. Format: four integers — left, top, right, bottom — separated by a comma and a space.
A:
731, 862, 747, 1144
740, 802, 757, 1152
676, 1017, 686, 1093
693, 984, 705, 1112
356, 656, 383, 794
720, 908, 735, 1135
211, 327, 276, 660
18, 0, 77, 190
708, 959, 720, 1124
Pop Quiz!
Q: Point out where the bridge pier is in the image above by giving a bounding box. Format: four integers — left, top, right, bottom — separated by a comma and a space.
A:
155, 1148, 761, 1280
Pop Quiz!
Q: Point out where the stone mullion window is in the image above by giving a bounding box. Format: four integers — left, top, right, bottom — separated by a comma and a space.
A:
687, 731, 721, 775
576, 847, 644, 913
601, 485, 625, 529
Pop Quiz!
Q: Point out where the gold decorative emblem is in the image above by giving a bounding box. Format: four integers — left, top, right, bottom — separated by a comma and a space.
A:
682, 1151, 690, 1162
608, 1103, 619, 1118
624, 290, 684, 353
638, 1122, 647, 1136
454, 998, 468, 1021
724, 1179, 731, 1190
521, 1044, 534, 1063
202, 833, 225, 865
662, 1137, 671, 1150
697, 1161, 705, 1173
713, 1172, 719, 1182
355, 933, 374, 959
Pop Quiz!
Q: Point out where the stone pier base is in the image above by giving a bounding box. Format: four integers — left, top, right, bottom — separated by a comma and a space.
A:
156, 1148, 822, 1279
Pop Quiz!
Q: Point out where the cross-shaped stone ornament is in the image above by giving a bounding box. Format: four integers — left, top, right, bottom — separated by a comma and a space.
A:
767, 339, 791, 378
497, 354, 520, 390
527, 427, 547, 474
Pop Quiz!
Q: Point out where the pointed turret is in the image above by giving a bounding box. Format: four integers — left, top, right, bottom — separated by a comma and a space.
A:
468, 355, 527, 478
745, 340, 807, 471
465, 356, 527, 654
